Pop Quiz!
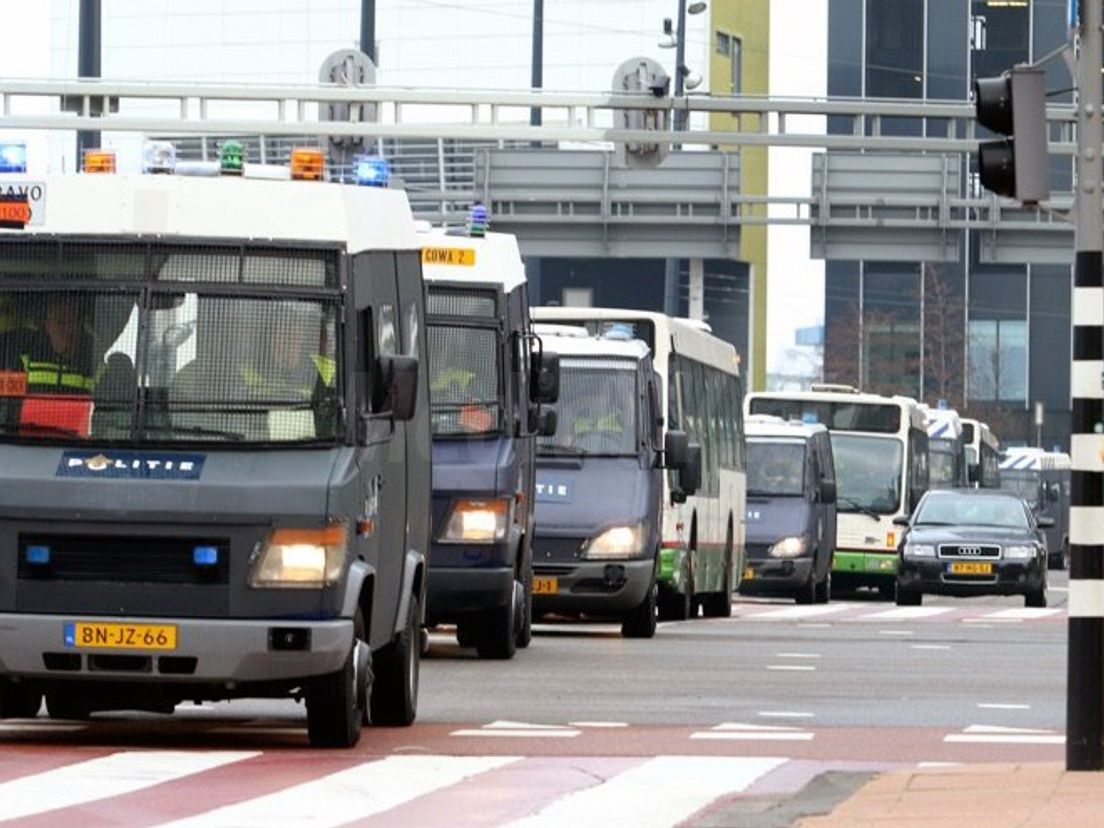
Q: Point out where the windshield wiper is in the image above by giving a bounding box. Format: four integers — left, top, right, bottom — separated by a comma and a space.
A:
838, 496, 881, 521
537, 444, 587, 457
142, 424, 246, 441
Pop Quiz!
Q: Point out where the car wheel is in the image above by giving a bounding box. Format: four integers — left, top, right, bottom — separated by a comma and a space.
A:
0, 684, 42, 719
1026, 580, 1048, 608
895, 584, 922, 606
622, 577, 658, 639
794, 568, 817, 605
476, 585, 519, 660
370, 592, 420, 727
307, 608, 368, 748
815, 569, 832, 604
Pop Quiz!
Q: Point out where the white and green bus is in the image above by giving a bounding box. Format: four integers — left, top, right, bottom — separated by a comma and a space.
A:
961, 418, 1001, 488
746, 385, 928, 597
532, 308, 746, 620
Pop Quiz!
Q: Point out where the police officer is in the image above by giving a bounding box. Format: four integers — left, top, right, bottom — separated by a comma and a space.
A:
21, 295, 96, 395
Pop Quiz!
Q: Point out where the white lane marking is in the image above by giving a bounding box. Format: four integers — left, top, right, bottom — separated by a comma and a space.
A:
758, 711, 815, 719
767, 665, 816, 672
712, 722, 809, 731
977, 703, 1031, 710
917, 762, 962, 768
453, 720, 581, 738
485, 720, 575, 730
911, 644, 951, 650
692, 723, 815, 741
964, 725, 1052, 734
861, 607, 953, 621
501, 756, 786, 828
983, 608, 1062, 621
878, 630, 914, 636
944, 724, 1064, 745
160, 755, 519, 828
751, 605, 855, 620
775, 652, 821, 659
569, 722, 629, 728
798, 623, 833, 628
0, 750, 258, 822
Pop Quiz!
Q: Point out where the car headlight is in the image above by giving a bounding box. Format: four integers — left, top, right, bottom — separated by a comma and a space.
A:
1004, 545, 1038, 560
440, 498, 510, 544
249, 524, 347, 588
903, 543, 936, 558
769, 536, 807, 559
584, 524, 646, 559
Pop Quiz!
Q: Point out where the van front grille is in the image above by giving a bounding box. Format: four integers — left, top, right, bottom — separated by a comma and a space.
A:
18, 534, 231, 585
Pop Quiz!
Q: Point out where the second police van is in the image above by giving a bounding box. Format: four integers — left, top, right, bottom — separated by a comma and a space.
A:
999, 447, 1071, 570
420, 214, 558, 659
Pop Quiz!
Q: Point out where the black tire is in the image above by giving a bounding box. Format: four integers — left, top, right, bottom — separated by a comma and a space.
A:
895, 585, 922, 606
794, 568, 817, 605
0, 684, 42, 719
516, 555, 533, 649
1050, 542, 1069, 572
878, 581, 896, 601
815, 568, 831, 604
307, 608, 368, 748
1026, 579, 1048, 608
45, 690, 90, 720
476, 588, 518, 660
456, 620, 477, 648
622, 577, 658, 638
371, 592, 420, 727
701, 534, 734, 619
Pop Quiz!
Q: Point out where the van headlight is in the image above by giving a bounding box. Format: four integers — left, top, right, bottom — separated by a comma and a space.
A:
249, 524, 347, 588
584, 524, 645, 559
903, 543, 936, 558
769, 537, 807, 559
1004, 545, 1038, 560
441, 498, 510, 544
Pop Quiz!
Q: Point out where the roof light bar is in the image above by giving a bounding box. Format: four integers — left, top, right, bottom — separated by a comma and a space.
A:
468, 202, 489, 237
142, 140, 177, 174
219, 140, 244, 176
354, 155, 390, 187
290, 148, 325, 181
0, 141, 28, 174
82, 149, 117, 174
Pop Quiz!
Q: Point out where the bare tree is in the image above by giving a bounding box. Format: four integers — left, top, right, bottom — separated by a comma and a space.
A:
921, 264, 965, 409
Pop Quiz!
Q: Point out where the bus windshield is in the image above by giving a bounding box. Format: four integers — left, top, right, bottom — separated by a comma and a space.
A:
0, 244, 342, 445
831, 433, 903, 514
746, 440, 805, 496
427, 324, 501, 436
539, 358, 637, 456
1001, 471, 1039, 508
928, 438, 958, 489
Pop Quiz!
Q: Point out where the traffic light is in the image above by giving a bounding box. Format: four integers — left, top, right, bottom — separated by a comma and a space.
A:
973, 66, 1049, 204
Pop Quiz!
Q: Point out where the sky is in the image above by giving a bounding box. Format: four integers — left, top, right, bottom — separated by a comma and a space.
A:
0, 0, 826, 379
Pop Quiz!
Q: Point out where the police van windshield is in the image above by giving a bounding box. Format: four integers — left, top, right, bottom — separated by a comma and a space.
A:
1001, 471, 1039, 508
539, 358, 637, 456
0, 242, 342, 445
746, 440, 805, 496
427, 325, 500, 437
928, 438, 958, 489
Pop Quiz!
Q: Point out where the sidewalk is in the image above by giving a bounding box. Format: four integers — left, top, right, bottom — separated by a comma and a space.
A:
796, 763, 1104, 828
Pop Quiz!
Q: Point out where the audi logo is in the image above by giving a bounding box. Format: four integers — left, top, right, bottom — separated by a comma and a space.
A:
958, 545, 983, 556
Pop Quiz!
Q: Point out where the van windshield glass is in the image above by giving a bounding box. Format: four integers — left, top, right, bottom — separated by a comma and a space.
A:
831, 433, 903, 514
539, 358, 637, 456
928, 438, 958, 488
0, 244, 342, 445
427, 325, 500, 436
1000, 471, 1039, 508
746, 440, 806, 495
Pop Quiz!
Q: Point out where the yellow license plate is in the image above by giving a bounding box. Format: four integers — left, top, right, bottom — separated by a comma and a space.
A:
949, 561, 993, 575
533, 576, 558, 595
742, 567, 754, 580
65, 622, 178, 651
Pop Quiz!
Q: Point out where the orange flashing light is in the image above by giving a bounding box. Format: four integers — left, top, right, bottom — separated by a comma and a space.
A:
82, 149, 117, 174
290, 148, 325, 181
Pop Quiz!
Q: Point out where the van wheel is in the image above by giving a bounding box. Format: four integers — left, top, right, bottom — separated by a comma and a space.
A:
0, 684, 42, 719
45, 690, 90, 720
516, 559, 533, 649
622, 578, 658, 638
307, 608, 368, 748
814, 569, 831, 604
794, 569, 817, 605
370, 593, 420, 727
476, 586, 518, 660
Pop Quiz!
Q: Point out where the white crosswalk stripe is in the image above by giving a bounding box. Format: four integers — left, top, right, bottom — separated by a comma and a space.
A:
0, 750, 258, 822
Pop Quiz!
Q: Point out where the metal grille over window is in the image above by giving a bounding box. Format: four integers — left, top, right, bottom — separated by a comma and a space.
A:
539, 360, 637, 456
426, 289, 496, 319
428, 326, 500, 435
0, 240, 342, 444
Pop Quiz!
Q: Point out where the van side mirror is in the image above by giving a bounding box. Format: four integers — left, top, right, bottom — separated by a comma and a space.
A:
1037, 515, 1056, 529
377, 354, 418, 422
1047, 483, 1060, 503
537, 408, 558, 437
531, 351, 560, 404
664, 430, 689, 469
677, 443, 702, 497
819, 479, 836, 504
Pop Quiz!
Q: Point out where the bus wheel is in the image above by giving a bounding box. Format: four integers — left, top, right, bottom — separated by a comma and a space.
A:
371, 592, 420, 727
307, 608, 368, 748
476, 585, 519, 660
622, 578, 658, 638
701, 558, 733, 618
0, 684, 42, 719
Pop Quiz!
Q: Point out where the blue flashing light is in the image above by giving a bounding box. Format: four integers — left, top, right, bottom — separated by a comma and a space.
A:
937, 398, 948, 409
468, 201, 488, 237
25, 545, 51, 566
0, 141, 28, 174
193, 546, 219, 567
801, 411, 818, 425
354, 155, 390, 187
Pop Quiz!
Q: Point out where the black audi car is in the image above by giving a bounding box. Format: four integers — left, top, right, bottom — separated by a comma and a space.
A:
894, 489, 1053, 607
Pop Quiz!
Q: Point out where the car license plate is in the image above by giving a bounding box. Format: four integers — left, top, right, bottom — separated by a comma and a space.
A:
533, 576, 558, 595
64, 621, 178, 651
948, 561, 993, 575
742, 567, 754, 581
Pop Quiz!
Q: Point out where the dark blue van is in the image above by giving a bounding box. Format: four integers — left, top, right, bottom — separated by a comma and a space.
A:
529, 327, 695, 638
740, 415, 837, 603
421, 226, 557, 659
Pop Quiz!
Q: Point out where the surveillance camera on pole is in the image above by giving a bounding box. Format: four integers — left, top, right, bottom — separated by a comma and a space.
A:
318, 49, 378, 168
611, 56, 670, 169
973, 66, 1049, 205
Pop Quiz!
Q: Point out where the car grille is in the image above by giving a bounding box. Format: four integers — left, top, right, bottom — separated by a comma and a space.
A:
17, 534, 231, 584
533, 537, 585, 563
937, 543, 1001, 560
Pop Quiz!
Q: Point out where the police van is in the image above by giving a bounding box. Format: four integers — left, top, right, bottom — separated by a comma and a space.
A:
530, 325, 694, 638
999, 447, 1072, 570
740, 415, 837, 603
0, 145, 429, 747
419, 216, 557, 659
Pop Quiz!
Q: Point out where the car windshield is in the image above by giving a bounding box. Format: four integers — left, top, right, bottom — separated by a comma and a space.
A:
1000, 471, 1040, 508
538, 358, 637, 456
0, 243, 342, 445
916, 495, 1029, 529
928, 439, 958, 489
747, 439, 806, 496
831, 433, 903, 514
427, 324, 500, 437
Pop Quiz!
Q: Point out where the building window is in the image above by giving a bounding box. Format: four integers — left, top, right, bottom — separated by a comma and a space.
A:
562, 287, 593, 307
730, 36, 743, 94
865, 0, 924, 98
716, 30, 730, 56
968, 318, 1026, 402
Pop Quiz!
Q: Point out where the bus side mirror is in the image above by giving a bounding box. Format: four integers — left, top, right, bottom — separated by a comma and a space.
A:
537, 408, 558, 437
819, 479, 836, 504
678, 443, 702, 496
892, 514, 911, 527
531, 351, 560, 405
378, 354, 419, 422
664, 429, 689, 469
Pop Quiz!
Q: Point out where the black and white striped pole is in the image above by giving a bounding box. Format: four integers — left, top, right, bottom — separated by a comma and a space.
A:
1067, 0, 1104, 772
